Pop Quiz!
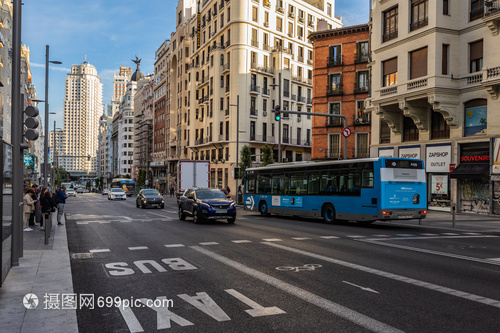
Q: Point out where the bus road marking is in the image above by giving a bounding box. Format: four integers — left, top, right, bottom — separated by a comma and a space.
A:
320, 236, 339, 239
89, 249, 110, 253
292, 237, 312, 241
346, 235, 365, 238
200, 242, 219, 246
262, 238, 282, 242
165, 244, 185, 248
232, 240, 252, 243
262, 242, 500, 309
128, 246, 149, 251
191, 246, 403, 333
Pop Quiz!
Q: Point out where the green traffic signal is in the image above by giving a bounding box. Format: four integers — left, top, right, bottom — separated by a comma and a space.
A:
275, 113, 281, 121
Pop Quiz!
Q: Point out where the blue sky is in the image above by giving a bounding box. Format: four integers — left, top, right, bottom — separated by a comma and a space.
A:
23, 0, 369, 131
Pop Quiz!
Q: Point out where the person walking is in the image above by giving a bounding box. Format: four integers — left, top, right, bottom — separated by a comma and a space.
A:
28, 186, 38, 228
56, 187, 68, 226
23, 189, 36, 231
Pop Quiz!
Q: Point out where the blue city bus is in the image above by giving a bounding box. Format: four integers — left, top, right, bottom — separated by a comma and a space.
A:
243, 158, 427, 224
110, 178, 136, 197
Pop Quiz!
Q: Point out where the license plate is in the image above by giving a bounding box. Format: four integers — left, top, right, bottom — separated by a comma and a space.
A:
398, 215, 412, 219
216, 209, 227, 213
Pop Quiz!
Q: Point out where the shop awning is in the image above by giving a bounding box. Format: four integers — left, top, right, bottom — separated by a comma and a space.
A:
449, 163, 489, 180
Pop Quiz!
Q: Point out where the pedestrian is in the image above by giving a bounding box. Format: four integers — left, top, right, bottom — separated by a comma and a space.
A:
28, 187, 39, 228
238, 185, 242, 194
169, 186, 174, 198
226, 185, 231, 195
23, 189, 36, 231
40, 189, 55, 231
56, 186, 68, 226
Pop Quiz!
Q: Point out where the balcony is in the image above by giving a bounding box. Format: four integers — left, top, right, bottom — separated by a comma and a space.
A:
297, 56, 304, 63
483, 0, 500, 35
262, 88, 270, 95
263, 0, 270, 8
326, 149, 341, 160
221, 63, 230, 74
383, 30, 398, 42
326, 85, 343, 96
380, 85, 398, 96
250, 85, 260, 94
352, 148, 370, 158
353, 114, 370, 126
284, 90, 290, 98
291, 94, 297, 101
251, 39, 259, 48
263, 44, 270, 51
327, 56, 342, 67
306, 98, 312, 105
250, 108, 258, 117
307, 59, 313, 65
298, 16, 304, 23
410, 18, 428, 31
307, 20, 315, 27
288, 12, 295, 19
298, 96, 306, 103
354, 83, 369, 94
276, 6, 284, 14
354, 53, 369, 63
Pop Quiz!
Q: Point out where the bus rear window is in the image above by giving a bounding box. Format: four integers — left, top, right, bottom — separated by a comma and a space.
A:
385, 159, 422, 169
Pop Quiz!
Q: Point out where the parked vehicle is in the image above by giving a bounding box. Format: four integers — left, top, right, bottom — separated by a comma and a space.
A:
178, 187, 236, 224
102, 188, 109, 195
108, 188, 126, 200
177, 160, 210, 199
66, 189, 77, 197
136, 189, 165, 209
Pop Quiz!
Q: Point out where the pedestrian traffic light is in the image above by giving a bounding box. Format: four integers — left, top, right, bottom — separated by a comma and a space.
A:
24, 105, 39, 141
274, 105, 281, 121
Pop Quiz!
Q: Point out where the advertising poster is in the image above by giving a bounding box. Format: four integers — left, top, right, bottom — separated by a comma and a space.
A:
431, 175, 448, 195
464, 105, 487, 136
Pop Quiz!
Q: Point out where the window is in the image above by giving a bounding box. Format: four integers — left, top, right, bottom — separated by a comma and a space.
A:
383, 7, 398, 42
383, 58, 397, 87
356, 133, 369, 158
283, 79, 290, 97
470, 0, 484, 21
252, 6, 258, 22
410, 0, 428, 31
328, 45, 341, 66
327, 73, 342, 95
403, 117, 419, 142
328, 134, 340, 159
355, 71, 369, 92
469, 40, 483, 73
410, 47, 428, 79
277, 17, 283, 32
355, 41, 369, 63
442, 44, 449, 75
250, 121, 256, 141
380, 120, 390, 144
326, 3, 332, 16
262, 123, 267, 142
443, 0, 449, 15
328, 102, 341, 126
265, 11, 269, 25
283, 124, 289, 143
431, 111, 450, 139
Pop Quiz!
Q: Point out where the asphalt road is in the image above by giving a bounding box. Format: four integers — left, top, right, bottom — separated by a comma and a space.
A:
66, 193, 500, 333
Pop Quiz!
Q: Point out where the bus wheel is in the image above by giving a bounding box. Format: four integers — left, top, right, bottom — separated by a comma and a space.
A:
322, 204, 336, 223
259, 201, 270, 216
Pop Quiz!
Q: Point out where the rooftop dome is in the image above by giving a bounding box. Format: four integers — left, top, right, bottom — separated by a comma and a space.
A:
131, 56, 145, 82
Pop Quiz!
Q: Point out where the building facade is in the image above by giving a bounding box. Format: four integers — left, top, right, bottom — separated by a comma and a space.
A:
366, 0, 500, 214
309, 23, 370, 160
112, 66, 133, 116
61, 61, 103, 181
153, 0, 341, 193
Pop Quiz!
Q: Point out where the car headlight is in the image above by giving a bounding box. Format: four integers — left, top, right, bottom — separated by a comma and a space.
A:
161, 199, 165, 203
229, 202, 235, 208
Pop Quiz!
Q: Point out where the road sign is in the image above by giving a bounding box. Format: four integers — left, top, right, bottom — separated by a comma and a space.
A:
342, 127, 351, 138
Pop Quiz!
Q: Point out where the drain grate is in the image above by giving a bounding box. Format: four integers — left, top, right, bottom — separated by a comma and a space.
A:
71, 252, 93, 259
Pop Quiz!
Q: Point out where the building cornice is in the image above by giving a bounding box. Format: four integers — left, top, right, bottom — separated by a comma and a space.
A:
309, 24, 369, 42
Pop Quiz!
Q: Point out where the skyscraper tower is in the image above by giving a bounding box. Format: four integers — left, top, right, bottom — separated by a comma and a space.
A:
61, 60, 103, 180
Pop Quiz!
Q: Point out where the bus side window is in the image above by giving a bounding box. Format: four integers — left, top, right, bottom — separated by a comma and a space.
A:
362, 168, 374, 187
257, 174, 271, 194
308, 173, 320, 195
247, 178, 256, 194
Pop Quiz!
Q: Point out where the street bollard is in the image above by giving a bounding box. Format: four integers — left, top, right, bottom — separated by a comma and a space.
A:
452, 205, 456, 228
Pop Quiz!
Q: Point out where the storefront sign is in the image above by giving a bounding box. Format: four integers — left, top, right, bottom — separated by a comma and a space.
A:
399, 146, 420, 159
378, 148, 394, 158
426, 145, 451, 173
492, 165, 500, 174
449, 163, 456, 172
431, 175, 448, 195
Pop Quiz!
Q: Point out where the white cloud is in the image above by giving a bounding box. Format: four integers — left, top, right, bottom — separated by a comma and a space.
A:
30, 62, 71, 72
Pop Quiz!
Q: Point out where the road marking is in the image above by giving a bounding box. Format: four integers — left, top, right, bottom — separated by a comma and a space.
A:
128, 246, 149, 251
292, 237, 312, 241
100, 221, 111, 224
342, 281, 380, 294
263, 242, 500, 309
488, 258, 500, 262
346, 235, 365, 238
262, 238, 282, 242
420, 233, 438, 236
320, 236, 339, 239
165, 244, 185, 248
89, 249, 110, 253
395, 234, 413, 237
76, 222, 88, 225
463, 233, 482, 235
372, 235, 390, 237
191, 246, 403, 333
148, 212, 166, 218
225, 289, 286, 317
441, 233, 459, 236
232, 240, 252, 244
200, 242, 219, 246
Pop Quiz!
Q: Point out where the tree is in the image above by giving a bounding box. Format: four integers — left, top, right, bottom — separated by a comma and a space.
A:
137, 169, 147, 187
261, 144, 274, 166
239, 145, 252, 178
124, 174, 131, 179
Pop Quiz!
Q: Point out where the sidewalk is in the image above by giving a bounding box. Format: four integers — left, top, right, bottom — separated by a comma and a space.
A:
0, 213, 78, 333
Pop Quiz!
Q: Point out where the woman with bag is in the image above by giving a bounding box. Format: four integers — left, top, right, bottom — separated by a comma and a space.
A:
40, 189, 56, 231
23, 189, 36, 231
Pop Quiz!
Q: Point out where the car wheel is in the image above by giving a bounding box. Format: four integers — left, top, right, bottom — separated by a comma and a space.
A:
322, 204, 336, 223
259, 201, 270, 217
142, 202, 146, 208
160, 204, 164, 209
193, 209, 201, 224
136, 201, 139, 208
178, 207, 186, 220
227, 218, 235, 224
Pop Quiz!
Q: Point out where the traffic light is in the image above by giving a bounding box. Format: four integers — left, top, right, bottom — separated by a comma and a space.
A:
274, 105, 281, 121
24, 105, 39, 141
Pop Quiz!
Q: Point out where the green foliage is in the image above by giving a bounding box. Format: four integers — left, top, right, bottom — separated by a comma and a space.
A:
137, 169, 147, 186
261, 144, 274, 166
239, 145, 252, 178
124, 174, 131, 179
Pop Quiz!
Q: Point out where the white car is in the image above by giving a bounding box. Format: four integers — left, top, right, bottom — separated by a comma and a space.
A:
108, 188, 126, 200
66, 189, 77, 197
102, 188, 109, 195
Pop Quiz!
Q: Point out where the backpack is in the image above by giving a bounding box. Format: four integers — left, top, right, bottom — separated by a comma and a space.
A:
52, 192, 60, 205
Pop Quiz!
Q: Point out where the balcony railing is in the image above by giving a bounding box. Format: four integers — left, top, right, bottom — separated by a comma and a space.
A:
250, 85, 260, 94
291, 94, 297, 101
383, 30, 398, 42
298, 96, 306, 103
284, 90, 290, 98
306, 98, 312, 105
353, 148, 370, 158
326, 149, 341, 160
276, 5, 284, 13
263, 44, 270, 51
250, 108, 258, 116
354, 83, 369, 94
353, 114, 370, 125
251, 39, 259, 47
485, 0, 500, 16
326, 85, 343, 96
410, 18, 428, 31
354, 53, 369, 63
327, 56, 342, 66
262, 88, 270, 95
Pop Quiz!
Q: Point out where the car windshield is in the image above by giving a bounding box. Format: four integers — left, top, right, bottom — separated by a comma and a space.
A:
111, 188, 124, 193
67, 189, 74, 192
195, 189, 228, 199
143, 190, 160, 196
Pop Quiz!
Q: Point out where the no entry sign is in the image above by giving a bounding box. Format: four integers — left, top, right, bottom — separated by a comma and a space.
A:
342, 127, 351, 138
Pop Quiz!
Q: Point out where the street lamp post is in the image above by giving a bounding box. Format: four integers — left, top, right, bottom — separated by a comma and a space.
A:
229, 96, 239, 203
42, 45, 62, 188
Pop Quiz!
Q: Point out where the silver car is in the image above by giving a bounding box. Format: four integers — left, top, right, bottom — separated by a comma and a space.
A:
108, 188, 126, 200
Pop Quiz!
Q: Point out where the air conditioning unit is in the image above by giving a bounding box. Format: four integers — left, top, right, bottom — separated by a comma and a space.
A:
213, 159, 218, 164
263, 111, 268, 116
297, 117, 301, 122
220, 158, 225, 163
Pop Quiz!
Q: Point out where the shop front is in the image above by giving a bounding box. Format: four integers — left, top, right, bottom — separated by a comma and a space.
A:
426, 144, 452, 211
450, 142, 490, 214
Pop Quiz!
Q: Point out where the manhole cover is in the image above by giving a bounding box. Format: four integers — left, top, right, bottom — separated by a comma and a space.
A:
71, 252, 93, 259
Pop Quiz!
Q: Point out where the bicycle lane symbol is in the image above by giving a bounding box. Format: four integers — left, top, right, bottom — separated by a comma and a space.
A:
276, 264, 322, 272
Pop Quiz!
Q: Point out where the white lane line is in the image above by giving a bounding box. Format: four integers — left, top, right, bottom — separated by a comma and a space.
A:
262, 238, 282, 242
200, 242, 219, 246
292, 237, 312, 241
147, 212, 166, 218
463, 233, 481, 235
128, 246, 149, 251
191, 246, 403, 333
89, 249, 110, 253
165, 244, 185, 248
395, 234, 414, 237
121, 220, 132, 223
359, 236, 500, 266
488, 258, 500, 262
420, 233, 438, 236
232, 240, 252, 244
262, 242, 500, 309
346, 235, 365, 238
99, 221, 111, 224
441, 233, 459, 236
76, 222, 88, 225
372, 235, 390, 237
365, 235, 498, 242
320, 236, 339, 239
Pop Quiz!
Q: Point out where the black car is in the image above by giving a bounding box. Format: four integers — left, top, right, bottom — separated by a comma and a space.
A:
178, 187, 236, 224
136, 189, 165, 209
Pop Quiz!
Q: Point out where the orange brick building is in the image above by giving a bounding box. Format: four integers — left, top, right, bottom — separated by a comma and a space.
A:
309, 23, 370, 160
